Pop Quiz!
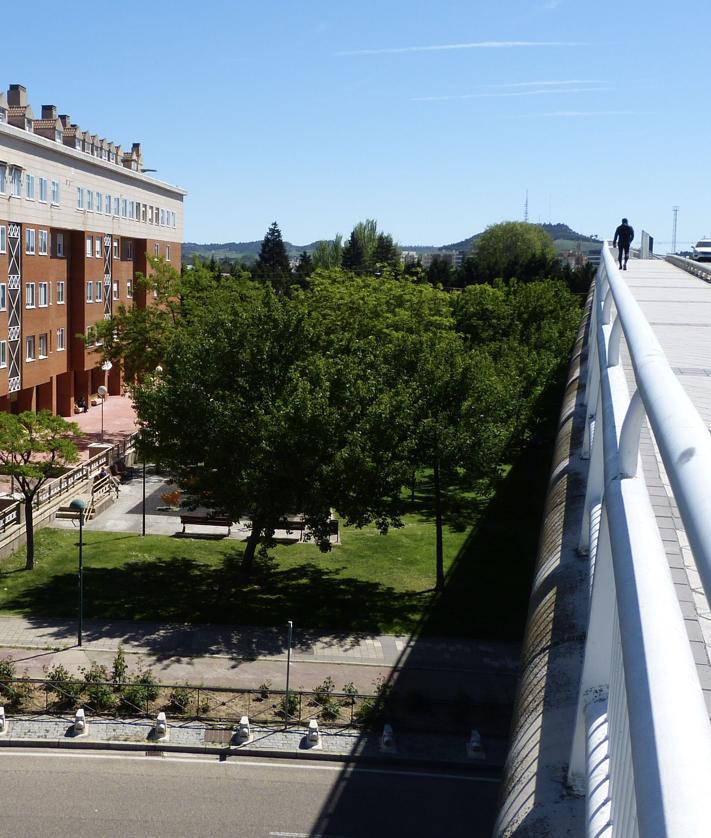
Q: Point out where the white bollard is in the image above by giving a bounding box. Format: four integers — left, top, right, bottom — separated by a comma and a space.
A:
74, 708, 87, 736
306, 719, 320, 747
0, 705, 6, 734
237, 715, 251, 742
467, 728, 485, 759
155, 711, 168, 739
381, 723, 395, 750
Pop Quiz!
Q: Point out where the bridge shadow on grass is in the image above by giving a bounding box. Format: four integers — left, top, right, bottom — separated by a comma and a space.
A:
2, 555, 425, 659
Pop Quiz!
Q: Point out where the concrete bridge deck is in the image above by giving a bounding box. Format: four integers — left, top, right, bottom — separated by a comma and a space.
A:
619, 253, 711, 714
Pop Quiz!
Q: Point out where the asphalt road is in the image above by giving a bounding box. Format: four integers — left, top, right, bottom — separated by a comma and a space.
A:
0, 749, 499, 837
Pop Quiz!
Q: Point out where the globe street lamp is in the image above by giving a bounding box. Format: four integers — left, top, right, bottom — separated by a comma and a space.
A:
97, 385, 107, 442
69, 498, 88, 646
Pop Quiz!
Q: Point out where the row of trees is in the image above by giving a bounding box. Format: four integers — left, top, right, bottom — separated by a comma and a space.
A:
95, 236, 582, 589
204, 219, 593, 296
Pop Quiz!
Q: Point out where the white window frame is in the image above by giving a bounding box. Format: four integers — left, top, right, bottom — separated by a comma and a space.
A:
25, 173, 35, 200
0, 225, 5, 254
56, 328, 65, 352
87, 190, 94, 212
95, 238, 101, 258
56, 281, 65, 304
56, 233, 64, 258
112, 281, 119, 300
38, 230, 48, 256
38, 333, 48, 359
76, 186, 84, 210
0, 165, 5, 194
105, 193, 111, 215
25, 282, 35, 308
38, 282, 48, 307
96, 192, 103, 214
113, 240, 119, 259
95, 281, 102, 302
25, 228, 36, 255
86, 237, 93, 257
154, 243, 160, 257
166, 245, 171, 261
39, 177, 47, 203
86, 282, 93, 303
0, 340, 6, 368
51, 180, 60, 205
25, 335, 35, 361
127, 280, 132, 298
11, 168, 21, 197
0, 284, 6, 311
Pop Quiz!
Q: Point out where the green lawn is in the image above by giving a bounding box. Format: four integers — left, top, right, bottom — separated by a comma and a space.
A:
0, 443, 546, 639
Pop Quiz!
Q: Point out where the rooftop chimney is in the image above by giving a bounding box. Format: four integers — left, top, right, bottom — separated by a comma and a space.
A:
58, 114, 71, 128
41, 105, 58, 120
7, 84, 28, 107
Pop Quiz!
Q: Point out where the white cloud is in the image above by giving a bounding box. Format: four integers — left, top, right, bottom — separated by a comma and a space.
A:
412, 87, 611, 102
337, 40, 586, 56
506, 110, 646, 118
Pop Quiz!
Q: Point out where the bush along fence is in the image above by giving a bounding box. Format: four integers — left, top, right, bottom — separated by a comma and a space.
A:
0, 655, 505, 735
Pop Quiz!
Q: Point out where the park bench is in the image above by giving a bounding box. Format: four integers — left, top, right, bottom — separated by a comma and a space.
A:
180, 513, 232, 536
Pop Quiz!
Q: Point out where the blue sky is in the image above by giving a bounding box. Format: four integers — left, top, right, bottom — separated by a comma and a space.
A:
4, 0, 710, 249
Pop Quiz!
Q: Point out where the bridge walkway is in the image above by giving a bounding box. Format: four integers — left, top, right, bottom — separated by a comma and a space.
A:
619, 252, 711, 714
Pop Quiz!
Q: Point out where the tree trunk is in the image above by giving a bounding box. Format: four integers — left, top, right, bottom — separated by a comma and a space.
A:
242, 521, 261, 575
410, 469, 416, 503
433, 457, 444, 593
24, 499, 35, 571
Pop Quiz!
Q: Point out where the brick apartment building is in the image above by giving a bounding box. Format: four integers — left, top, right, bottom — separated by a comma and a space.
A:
0, 84, 185, 416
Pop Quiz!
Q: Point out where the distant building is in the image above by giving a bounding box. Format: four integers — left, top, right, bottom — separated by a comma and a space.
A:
0, 83, 185, 415
420, 250, 466, 270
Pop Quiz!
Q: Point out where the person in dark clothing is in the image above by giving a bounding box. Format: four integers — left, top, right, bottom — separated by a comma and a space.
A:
613, 218, 634, 270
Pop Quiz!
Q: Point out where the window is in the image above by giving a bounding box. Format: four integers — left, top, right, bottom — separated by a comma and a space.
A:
86, 326, 95, 346
11, 168, 21, 196
38, 230, 48, 256
86, 236, 93, 257
140, 204, 146, 222
154, 243, 160, 257
95, 281, 102, 301
148, 206, 153, 224
112, 281, 119, 300
25, 283, 35, 308
125, 240, 134, 259
166, 245, 171, 261
154, 206, 159, 225
55, 233, 64, 257
95, 238, 101, 258
87, 190, 94, 212
25, 228, 36, 255
56, 281, 65, 304
121, 198, 127, 218
160, 209, 165, 226
113, 240, 119, 259
113, 197, 119, 216
96, 192, 103, 214
0, 226, 5, 253
129, 201, 135, 220
0, 284, 6, 310
127, 280, 132, 298
39, 282, 48, 307
39, 333, 48, 358
0, 341, 6, 368
51, 180, 60, 205
26, 336, 35, 360
57, 328, 65, 351
76, 186, 84, 209
0, 165, 5, 193
105, 193, 111, 214
39, 177, 47, 203
25, 173, 35, 200
86, 282, 93, 302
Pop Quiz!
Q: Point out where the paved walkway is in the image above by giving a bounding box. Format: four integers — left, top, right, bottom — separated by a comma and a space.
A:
620, 253, 711, 714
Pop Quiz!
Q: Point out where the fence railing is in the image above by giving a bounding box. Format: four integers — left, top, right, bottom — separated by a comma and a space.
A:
568, 245, 711, 836
0, 674, 488, 733
665, 253, 711, 282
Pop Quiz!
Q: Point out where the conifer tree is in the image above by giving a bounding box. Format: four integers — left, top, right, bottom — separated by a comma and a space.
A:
254, 222, 292, 293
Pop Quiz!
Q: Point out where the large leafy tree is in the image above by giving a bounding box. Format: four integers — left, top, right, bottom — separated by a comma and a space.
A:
253, 222, 292, 292
474, 221, 558, 282
0, 411, 81, 570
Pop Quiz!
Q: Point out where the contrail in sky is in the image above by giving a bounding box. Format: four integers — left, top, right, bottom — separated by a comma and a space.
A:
337, 40, 586, 56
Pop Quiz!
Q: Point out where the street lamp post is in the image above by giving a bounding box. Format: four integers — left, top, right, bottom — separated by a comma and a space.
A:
69, 498, 87, 646
97, 385, 107, 442
285, 620, 293, 727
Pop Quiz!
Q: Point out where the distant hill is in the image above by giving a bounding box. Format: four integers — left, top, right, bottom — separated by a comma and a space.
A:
182, 223, 601, 263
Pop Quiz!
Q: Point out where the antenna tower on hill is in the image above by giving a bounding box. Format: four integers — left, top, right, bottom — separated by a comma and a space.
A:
524, 190, 529, 222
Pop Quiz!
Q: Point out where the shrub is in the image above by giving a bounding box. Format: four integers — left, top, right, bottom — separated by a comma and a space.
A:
280, 692, 299, 720
341, 681, 358, 706
167, 685, 192, 715
312, 676, 335, 706
119, 669, 160, 715
45, 664, 83, 710
257, 680, 272, 700
111, 647, 128, 686
0, 657, 33, 709
319, 696, 340, 722
82, 663, 116, 713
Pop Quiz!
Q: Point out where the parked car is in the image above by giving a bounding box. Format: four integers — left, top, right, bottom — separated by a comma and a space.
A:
691, 239, 711, 262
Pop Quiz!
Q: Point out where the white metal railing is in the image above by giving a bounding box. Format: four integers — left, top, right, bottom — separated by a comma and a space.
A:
665, 253, 711, 283
568, 245, 711, 836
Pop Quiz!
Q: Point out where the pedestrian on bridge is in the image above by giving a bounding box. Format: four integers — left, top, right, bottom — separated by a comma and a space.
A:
613, 218, 634, 270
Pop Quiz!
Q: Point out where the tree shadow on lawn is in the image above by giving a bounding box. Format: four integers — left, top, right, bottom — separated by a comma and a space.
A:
2, 553, 426, 660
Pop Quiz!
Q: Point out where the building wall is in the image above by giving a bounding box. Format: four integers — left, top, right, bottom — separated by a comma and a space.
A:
0, 113, 185, 416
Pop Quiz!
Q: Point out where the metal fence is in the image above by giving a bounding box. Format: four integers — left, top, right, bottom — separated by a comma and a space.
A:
568, 245, 711, 836
0, 673, 494, 733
